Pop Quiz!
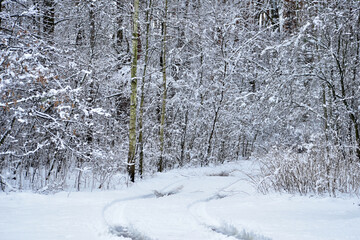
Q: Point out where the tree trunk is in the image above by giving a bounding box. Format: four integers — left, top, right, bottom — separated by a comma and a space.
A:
89, 3, 96, 59
128, 0, 140, 182
116, 0, 124, 47
179, 110, 188, 166
43, 0, 55, 41
158, 0, 168, 172
205, 62, 226, 166
0, 0, 3, 27
82, 2, 97, 165
138, 0, 152, 178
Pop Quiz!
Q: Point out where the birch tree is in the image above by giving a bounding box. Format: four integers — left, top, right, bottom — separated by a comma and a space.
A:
127, 0, 140, 182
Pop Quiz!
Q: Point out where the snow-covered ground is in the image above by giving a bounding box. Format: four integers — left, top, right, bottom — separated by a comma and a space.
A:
1, 161, 359, 240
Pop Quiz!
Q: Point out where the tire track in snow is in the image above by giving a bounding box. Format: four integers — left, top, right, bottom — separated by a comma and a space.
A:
102, 194, 154, 239
102, 172, 268, 240
102, 177, 189, 239
187, 177, 271, 240
187, 178, 243, 239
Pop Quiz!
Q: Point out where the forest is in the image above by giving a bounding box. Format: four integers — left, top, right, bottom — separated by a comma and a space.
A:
0, 0, 360, 196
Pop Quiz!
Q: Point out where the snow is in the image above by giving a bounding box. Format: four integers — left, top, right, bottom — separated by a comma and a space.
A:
1, 161, 359, 240
90, 108, 111, 117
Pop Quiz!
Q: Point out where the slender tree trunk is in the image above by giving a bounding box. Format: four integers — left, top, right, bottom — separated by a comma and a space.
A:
0, 0, 3, 27
75, 1, 84, 46
205, 91, 223, 165
116, 0, 124, 47
89, 3, 96, 59
128, 0, 140, 182
43, 0, 55, 42
205, 62, 226, 166
158, 0, 168, 172
138, 0, 152, 178
322, 83, 330, 159
179, 110, 188, 166
85, 2, 96, 160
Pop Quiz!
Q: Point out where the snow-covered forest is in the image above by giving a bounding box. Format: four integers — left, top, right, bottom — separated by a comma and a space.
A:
1, 0, 360, 196
1, 1, 360, 239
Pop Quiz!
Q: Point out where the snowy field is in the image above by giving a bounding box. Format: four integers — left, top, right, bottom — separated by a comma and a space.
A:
1, 161, 359, 240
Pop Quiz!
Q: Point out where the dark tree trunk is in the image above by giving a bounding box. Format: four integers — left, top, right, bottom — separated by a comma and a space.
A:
43, 0, 55, 39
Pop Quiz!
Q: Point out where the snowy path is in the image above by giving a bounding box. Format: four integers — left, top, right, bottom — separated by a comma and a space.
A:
103, 175, 250, 240
1, 161, 360, 240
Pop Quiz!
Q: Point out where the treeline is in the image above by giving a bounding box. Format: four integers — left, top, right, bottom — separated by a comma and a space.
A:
0, 0, 359, 195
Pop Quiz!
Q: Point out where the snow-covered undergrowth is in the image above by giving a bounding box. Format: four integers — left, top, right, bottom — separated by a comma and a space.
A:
1, 160, 359, 240
0, 164, 128, 194
256, 146, 360, 196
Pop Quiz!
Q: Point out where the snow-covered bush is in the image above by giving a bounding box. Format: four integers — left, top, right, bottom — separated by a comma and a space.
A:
256, 145, 360, 196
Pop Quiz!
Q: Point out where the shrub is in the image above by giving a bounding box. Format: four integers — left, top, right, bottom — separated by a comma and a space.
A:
256, 145, 360, 196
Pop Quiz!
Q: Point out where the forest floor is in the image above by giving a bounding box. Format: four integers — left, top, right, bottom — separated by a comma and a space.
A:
0, 161, 359, 240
